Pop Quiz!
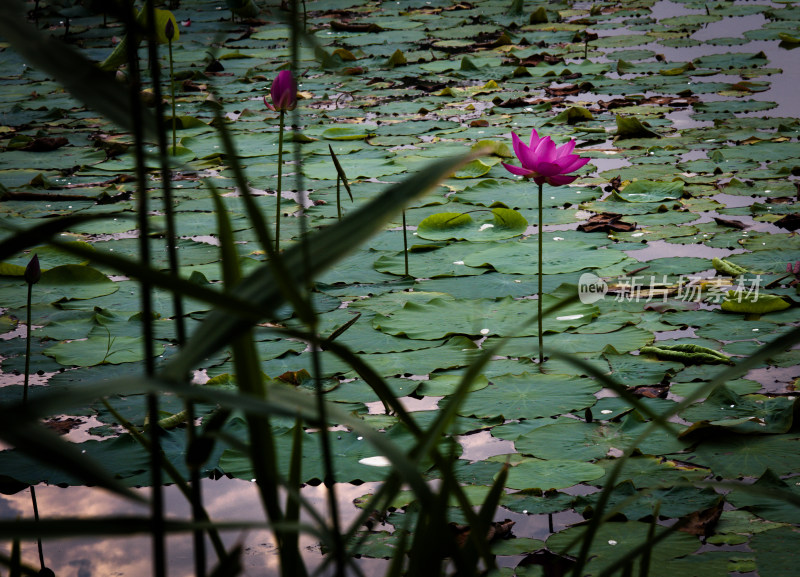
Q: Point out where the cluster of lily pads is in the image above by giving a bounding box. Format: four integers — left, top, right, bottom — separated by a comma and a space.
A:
1, 0, 800, 575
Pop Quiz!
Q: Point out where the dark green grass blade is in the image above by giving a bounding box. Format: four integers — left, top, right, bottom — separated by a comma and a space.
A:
0, 0, 158, 139
162, 151, 475, 380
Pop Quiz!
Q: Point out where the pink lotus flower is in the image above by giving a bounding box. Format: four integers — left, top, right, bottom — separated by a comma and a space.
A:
264, 70, 297, 112
502, 129, 589, 185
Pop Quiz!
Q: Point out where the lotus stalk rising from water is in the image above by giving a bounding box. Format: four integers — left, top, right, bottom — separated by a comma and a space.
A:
503, 129, 589, 365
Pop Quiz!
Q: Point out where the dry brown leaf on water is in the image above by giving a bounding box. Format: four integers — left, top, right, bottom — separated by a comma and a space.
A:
20, 136, 69, 152
449, 518, 515, 549
577, 212, 636, 233
774, 213, 800, 231
713, 216, 747, 230
678, 499, 724, 537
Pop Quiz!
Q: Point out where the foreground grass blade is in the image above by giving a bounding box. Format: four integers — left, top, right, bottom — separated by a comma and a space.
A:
546, 350, 678, 436
0, 214, 132, 261
0, 223, 276, 321
210, 106, 314, 326
101, 400, 228, 560
162, 151, 476, 380
569, 324, 800, 576
0, 417, 142, 503
212, 180, 306, 576
0, 0, 158, 139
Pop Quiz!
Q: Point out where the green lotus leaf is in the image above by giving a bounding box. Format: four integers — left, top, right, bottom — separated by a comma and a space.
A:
321, 126, 376, 140
455, 373, 598, 421
692, 433, 800, 478
575, 480, 721, 521
614, 179, 684, 203
504, 459, 605, 491
372, 293, 597, 340
45, 325, 163, 367
750, 526, 800, 577
453, 159, 492, 179
721, 291, 791, 314
514, 415, 686, 462
463, 239, 628, 275
640, 343, 734, 365
594, 455, 709, 489
416, 208, 527, 242
615, 115, 662, 139
728, 469, 800, 525
547, 521, 700, 576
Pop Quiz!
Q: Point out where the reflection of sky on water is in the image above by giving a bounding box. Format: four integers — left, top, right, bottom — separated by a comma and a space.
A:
1, 479, 386, 576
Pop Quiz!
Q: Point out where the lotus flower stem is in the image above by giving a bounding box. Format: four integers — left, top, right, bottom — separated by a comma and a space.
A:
537, 181, 544, 364
23, 254, 49, 573
264, 69, 297, 252
23, 254, 39, 404
24, 282, 33, 403
501, 128, 589, 364
403, 209, 409, 277
276, 109, 285, 251
168, 38, 176, 152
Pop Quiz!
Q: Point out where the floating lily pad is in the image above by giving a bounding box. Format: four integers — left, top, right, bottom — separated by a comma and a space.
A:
464, 240, 628, 275
504, 458, 605, 491
615, 180, 684, 203
750, 526, 800, 577
692, 434, 800, 478
547, 521, 701, 577
514, 415, 685, 462
373, 294, 596, 340
416, 208, 527, 242
727, 469, 800, 524
454, 373, 598, 421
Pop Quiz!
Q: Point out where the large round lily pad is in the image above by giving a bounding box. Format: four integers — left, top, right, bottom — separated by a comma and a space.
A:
372, 294, 597, 340
504, 458, 605, 491
416, 208, 527, 241
454, 373, 599, 420
464, 240, 628, 274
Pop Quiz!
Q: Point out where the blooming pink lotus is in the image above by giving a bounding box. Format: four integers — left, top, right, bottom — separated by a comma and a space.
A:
502, 129, 589, 185
264, 70, 297, 112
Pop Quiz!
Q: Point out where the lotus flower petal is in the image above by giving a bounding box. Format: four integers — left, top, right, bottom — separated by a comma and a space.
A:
512, 132, 538, 169
544, 173, 579, 186
501, 162, 536, 177
528, 128, 544, 148
554, 139, 576, 158
533, 161, 567, 177
557, 154, 591, 174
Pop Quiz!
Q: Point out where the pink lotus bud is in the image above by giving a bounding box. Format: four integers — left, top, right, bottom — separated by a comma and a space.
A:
25, 254, 40, 285
165, 18, 175, 41
265, 70, 297, 112
794, 261, 800, 275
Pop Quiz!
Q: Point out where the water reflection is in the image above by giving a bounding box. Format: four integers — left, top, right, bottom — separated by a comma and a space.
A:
0, 478, 387, 577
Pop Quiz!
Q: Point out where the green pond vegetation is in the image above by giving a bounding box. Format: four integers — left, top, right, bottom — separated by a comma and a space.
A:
0, 0, 799, 575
